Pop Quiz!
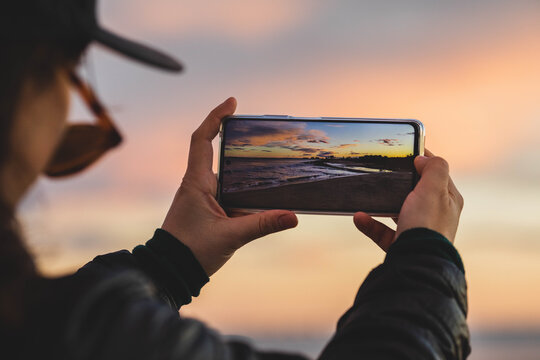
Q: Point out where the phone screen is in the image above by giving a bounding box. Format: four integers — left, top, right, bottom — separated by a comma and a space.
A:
218, 117, 422, 215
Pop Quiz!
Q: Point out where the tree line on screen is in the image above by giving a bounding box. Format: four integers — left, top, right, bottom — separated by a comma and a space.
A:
311, 154, 415, 171
224, 154, 415, 171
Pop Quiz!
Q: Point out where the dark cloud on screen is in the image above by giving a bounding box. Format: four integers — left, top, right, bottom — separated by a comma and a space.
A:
317, 151, 335, 157
225, 120, 329, 154
373, 138, 402, 146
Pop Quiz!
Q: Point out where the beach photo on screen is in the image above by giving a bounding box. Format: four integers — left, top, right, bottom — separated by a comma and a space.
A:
219, 119, 417, 213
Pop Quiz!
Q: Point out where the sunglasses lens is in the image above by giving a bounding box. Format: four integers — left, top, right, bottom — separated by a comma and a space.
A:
44, 124, 122, 177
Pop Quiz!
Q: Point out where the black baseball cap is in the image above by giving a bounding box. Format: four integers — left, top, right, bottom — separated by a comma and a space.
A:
72, 0, 182, 72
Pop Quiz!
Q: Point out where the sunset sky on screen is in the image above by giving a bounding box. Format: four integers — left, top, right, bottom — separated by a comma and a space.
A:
223, 120, 415, 158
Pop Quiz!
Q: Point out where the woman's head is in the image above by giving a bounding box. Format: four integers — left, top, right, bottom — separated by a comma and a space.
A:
0, 0, 182, 327
0, 1, 91, 325
0, 1, 91, 208
0, 0, 183, 207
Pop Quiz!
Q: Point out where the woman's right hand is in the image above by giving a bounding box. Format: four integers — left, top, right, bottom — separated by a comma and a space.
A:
353, 151, 464, 251
161, 98, 298, 277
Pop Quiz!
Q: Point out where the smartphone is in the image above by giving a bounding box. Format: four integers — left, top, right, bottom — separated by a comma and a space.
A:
217, 115, 425, 216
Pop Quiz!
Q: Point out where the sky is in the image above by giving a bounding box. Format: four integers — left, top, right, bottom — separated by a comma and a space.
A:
16, 0, 540, 357
223, 119, 416, 158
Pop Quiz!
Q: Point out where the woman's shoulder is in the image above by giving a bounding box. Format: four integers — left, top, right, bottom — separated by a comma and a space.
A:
21, 266, 188, 359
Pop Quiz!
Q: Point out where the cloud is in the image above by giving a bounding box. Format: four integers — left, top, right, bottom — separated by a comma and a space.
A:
235, 139, 253, 147
297, 130, 330, 143
225, 120, 329, 155
373, 139, 402, 147
397, 132, 416, 136
326, 124, 344, 128
334, 143, 355, 149
225, 121, 300, 146
317, 151, 335, 158
283, 146, 319, 154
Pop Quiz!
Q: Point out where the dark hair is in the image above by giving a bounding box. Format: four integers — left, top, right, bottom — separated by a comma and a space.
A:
0, 0, 90, 326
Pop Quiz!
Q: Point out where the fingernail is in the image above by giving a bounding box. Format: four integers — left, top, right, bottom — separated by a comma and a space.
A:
278, 214, 298, 229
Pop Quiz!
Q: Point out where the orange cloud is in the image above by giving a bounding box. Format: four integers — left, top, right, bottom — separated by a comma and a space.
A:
333, 143, 355, 149
224, 120, 330, 157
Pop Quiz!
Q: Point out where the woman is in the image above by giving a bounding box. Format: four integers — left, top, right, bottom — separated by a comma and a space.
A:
1, 1, 470, 359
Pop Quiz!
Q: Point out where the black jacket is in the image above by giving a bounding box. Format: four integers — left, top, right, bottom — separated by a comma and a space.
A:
16, 228, 470, 359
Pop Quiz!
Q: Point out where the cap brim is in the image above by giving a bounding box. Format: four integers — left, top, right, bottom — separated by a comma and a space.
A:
92, 27, 183, 72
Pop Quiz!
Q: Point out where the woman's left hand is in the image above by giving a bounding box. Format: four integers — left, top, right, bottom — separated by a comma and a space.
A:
161, 97, 298, 276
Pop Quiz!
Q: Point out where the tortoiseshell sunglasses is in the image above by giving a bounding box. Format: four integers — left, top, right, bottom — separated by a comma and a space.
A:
45, 72, 122, 177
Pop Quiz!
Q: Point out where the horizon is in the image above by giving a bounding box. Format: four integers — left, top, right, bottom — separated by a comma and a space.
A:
222, 154, 414, 159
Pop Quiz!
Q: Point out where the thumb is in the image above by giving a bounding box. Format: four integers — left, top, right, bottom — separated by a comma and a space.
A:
414, 155, 430, 175
226, 210, 298, 245
414, 155, 450, 192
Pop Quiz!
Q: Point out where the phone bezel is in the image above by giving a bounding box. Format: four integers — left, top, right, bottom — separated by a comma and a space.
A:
217, 115, 425, 216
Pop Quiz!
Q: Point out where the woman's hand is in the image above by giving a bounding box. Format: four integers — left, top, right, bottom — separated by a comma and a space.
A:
161, 98, 298, 276
353, 151, 464, 251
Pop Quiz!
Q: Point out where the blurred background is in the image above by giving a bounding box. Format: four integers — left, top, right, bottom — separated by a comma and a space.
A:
19, 0, 540, 358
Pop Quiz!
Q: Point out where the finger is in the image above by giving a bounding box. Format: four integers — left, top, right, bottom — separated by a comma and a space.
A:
187, 97, 237, 174
195, 97, 237, 141
353, 212, 395, 252
448, 175, 464, 210
414, 156, 450, 192
413, 147, 434, 174
226, 210, 298, 245
421, 151, 461, 205
414, 155, 429, 174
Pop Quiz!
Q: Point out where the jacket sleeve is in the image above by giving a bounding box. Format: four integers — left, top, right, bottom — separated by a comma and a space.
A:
319, 228, 471, 360
71, 229, 310, 360
80, 228, 209, 310
64, 270, 309, 360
